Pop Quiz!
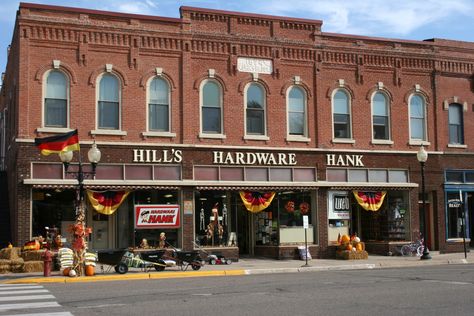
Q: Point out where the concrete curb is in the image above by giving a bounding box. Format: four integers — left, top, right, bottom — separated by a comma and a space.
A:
1, 258, 471, 284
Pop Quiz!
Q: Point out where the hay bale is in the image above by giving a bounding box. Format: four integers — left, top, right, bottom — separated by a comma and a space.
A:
21, 250, 44, 262
0, 259, 10, 265
0, 247, 21, 260
11, 264, 24, 273
23, 261, 43, 273
0, 264, 11, 274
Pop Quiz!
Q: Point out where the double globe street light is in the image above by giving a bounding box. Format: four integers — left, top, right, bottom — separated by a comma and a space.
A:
416, 145, 431, 260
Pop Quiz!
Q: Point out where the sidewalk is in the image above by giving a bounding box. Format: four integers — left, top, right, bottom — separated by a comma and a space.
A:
1, 251, 471, 284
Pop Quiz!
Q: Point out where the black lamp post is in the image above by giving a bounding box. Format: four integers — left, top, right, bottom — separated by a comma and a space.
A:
416, 145, 431, 260
59, 141, 101, 274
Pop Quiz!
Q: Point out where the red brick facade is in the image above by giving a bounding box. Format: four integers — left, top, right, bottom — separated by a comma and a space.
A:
1, 3, 474, 257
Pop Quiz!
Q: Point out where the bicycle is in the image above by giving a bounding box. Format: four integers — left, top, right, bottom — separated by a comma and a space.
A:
400, 238, 424, 256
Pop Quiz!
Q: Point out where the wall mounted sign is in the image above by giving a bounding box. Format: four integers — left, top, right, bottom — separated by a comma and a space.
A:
448, 199, 462, 208
213, 151, 297, 165
326, 154, 364, 167
328, 191, 351, 219
135, 204, 180, 229
237, 57, 273, 74
133, 149, 182, 163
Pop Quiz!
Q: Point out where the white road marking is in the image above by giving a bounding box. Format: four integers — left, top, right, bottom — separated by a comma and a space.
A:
0, 294, 55, 302
5, 312, 73, 316
0, 289, 49, 295
0, 301, 61, 311
0, 285, 44, 291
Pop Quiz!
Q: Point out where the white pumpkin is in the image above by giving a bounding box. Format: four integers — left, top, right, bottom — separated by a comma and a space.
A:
68, 269, 77, 277
354, 237, 360, 243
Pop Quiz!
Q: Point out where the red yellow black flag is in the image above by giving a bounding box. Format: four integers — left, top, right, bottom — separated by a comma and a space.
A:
34, 129, 80, 156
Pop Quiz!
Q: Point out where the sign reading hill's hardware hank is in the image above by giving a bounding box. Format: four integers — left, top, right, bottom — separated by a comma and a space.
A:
135, 205, 180, 229
132, 149, 364, 167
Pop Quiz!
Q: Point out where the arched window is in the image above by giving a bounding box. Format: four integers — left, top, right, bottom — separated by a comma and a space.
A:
372, 92, 390, 140
409, 94, 426, 141
98, 73, 120, 130
448, 103, 464, 144
148, 77, 170, 132
44, 70, 68, 127
246, 83, 265, 135
333, 89, 351, 139
288, 86, 306, 136
201, 80, 222, 134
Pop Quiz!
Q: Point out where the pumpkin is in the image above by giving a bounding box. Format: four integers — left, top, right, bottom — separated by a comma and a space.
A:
345, 244, 352, 251
63, 268, 71, 276
354, 237, 361, 243
340, 235, 350, 244
356, 243, 363, 252
85, 265, 95, 276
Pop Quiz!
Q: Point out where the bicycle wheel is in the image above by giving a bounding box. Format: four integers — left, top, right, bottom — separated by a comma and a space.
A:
416, 245, 424, 257
401, 245, 412, 256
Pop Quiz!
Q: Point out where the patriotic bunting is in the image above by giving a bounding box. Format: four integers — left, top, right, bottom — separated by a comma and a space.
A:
34, 129, 80, 156
239, 191, 276, 213
353, 191, 387, 211
86, 190, 130, 215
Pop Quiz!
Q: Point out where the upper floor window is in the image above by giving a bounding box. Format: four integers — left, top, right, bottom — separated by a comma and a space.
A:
148, 77, 170, 132
288, 86, 306, 136
333, 89, 351, 139
372, 92, 390, 140
246, 83, 266, 135
448, 103, 464, 144
44, 70, 68, 128
409, 94, 426, 141
98, 74, 120, 130
201, 80, 222, 134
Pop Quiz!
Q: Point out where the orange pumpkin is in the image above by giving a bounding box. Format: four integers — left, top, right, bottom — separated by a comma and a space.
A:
356, 243, 363, 252
63, 268, 71, 276
340, 235, 350, 244
85, 265, 95, 276
345, 244, 352, 251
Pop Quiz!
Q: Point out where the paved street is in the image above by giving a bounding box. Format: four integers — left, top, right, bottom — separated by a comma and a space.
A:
31, 264, 474, 316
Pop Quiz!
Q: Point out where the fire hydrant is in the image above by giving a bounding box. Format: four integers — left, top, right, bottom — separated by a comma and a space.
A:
42, 248, 52, 277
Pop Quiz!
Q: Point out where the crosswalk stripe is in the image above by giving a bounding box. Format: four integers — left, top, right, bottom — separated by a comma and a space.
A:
0, 289, 49, 295
0, 294, 55, 302
0, 285, 44, 291
0, 301, 61, 311
5, 312, 73, 316
0, 283, 38, 287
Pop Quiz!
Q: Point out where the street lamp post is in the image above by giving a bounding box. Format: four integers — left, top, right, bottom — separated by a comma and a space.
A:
416, 145, 432, 260
59, 141, 101, 274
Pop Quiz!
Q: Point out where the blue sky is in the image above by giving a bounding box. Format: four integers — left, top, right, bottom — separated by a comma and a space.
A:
1, 0, 474, 83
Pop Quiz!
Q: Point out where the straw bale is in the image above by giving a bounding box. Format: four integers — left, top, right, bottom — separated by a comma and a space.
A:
21, 250, 44, 262
10, 258, 24, 265
23, 261, 43, 273
0, 265, 11, 274
0, 259, 10, 265
0, 247, 21, 260
11, 264, 24, 273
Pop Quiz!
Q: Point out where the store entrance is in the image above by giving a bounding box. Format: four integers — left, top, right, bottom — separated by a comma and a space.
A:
237, 204, 253, 256
90, 210, 111, 250
468, 193, 474, 247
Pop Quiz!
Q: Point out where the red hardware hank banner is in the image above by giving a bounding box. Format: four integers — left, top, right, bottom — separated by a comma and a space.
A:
135, 205, 180, 229
34, 129, 80, 156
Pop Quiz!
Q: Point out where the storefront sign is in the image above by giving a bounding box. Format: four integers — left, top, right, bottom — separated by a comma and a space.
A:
133, 149, 182, 163
237, 57, 273, 74
213, 151, 297, 165
328, 194, 351, 219
326, 154, 364, 167
448, 199, 462, 208
135, 205, 180, 229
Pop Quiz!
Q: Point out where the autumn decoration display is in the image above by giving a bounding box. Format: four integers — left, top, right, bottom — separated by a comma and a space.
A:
335, 234, 368, 260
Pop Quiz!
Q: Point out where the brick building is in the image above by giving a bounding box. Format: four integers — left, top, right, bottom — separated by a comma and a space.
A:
1, 3, 473, 258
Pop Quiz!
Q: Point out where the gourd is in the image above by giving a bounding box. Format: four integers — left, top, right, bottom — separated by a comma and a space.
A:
340, 235, 350, 244
85, 265, 95, 276
345, 244, 352, 251
62, 267, 71, 276
356, 243, 363, 252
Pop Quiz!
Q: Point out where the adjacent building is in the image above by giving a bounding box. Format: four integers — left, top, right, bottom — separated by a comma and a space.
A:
1, 3, 473, 258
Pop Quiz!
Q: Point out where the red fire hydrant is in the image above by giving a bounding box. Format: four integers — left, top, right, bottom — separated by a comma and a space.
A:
42, 248, 52, 277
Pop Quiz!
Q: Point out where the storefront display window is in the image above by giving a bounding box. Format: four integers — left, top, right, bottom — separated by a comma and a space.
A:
278, 191, 314, 244
194, 190, 236, 248
447, 192, 464, 239
133, 190, 179, 248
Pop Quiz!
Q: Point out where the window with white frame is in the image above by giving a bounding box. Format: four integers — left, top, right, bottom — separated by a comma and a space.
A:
148, 77, 170, 132
448, 103, 464, 144
372, 92, 390, 140
246, 83, 266, 135
98, 73, 120, 130
201, 80, 222, 134
288, 86, 306, 136
44, 70, 68, 128
333, 89, 351, 139
409, 94, 426, 141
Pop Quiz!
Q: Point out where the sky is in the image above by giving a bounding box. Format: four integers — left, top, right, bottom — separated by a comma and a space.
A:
1, 0, 474, 84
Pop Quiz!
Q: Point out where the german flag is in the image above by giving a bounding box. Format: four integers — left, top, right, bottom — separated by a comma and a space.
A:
34, 129, 80, 156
